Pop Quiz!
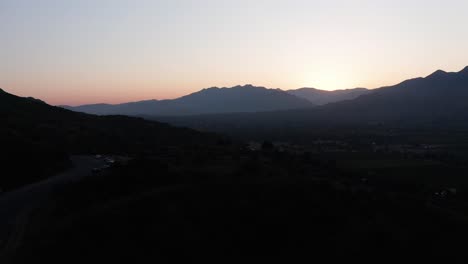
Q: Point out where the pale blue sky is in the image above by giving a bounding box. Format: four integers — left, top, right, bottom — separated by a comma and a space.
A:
1, 0, 468, 105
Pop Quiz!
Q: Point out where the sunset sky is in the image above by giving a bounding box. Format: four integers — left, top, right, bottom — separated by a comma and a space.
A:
2, 0, 468, 106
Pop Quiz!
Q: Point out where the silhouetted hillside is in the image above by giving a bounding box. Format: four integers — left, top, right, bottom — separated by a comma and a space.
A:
64, 85, 314, 116
5, 70, 468, 263
317, 67, 468, 123
287, 87, 370, 105
0, 89, 220, 190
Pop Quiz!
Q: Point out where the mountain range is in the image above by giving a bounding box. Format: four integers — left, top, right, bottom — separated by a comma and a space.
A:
310, 66, 468, 124
63, 85, 315, 116
151, 66, 468, 138
67, 67, 466, 117
4, 67, 468, 262
5, 65, 468, 143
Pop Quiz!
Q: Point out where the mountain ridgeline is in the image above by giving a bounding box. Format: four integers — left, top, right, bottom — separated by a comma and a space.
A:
152, 67, 468, 140
64, 85, 315, 116
310, 66, 468, 125
5, 68, 468, 263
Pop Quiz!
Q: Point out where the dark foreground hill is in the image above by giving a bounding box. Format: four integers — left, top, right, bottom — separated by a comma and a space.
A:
0, 88, 220, 191
64, 85, 314, 116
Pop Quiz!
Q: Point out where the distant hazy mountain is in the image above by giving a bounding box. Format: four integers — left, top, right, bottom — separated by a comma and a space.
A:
64, 85, 314, 116
287, 87, 371, 105
153, 66, 468, 137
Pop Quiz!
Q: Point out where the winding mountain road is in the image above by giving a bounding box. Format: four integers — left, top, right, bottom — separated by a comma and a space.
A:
0, 155, 106, 259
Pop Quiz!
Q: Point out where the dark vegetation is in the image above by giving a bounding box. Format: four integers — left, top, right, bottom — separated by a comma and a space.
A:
3, 66, 468, 262
0, 89, 221, 191
12, 145, 468, 263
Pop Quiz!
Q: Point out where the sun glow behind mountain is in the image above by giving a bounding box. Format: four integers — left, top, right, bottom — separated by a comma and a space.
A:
2, 0, 468, 105
299, 67, 362, 91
